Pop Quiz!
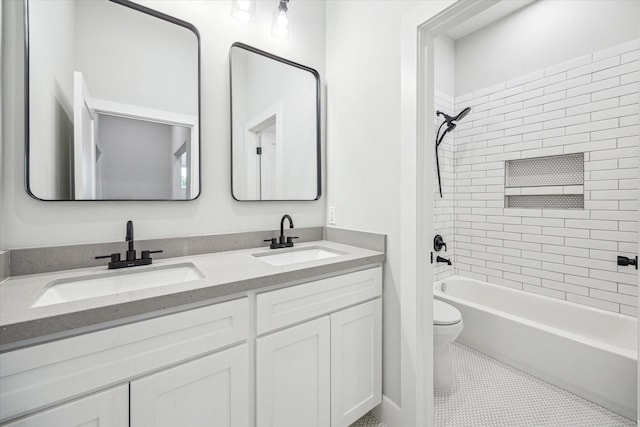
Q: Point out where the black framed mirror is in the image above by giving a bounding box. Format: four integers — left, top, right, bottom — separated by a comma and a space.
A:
25, 0, 201, 201
230, 42, 321, 201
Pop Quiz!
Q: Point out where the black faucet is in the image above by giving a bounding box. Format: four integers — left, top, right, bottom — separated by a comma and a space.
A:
126, 220, 136, 261
280, 214, 294, 243
265, 214, 299, 249
96, 220, 163, 269
436, 255, 452, 266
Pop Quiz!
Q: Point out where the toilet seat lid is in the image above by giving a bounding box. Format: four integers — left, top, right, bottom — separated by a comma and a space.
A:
434, 300, 461, 325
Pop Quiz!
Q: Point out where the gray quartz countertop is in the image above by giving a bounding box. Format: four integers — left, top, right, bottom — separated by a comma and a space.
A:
0, 241, 384, 349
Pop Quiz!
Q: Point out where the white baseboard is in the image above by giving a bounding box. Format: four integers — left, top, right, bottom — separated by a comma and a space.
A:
372, 395, 401, 427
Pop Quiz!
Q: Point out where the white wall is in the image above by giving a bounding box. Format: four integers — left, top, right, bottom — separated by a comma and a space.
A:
0, 1, 3, 250
28, 0, 75, 199
74, 0, 198, 116
325, 0, 423, 409
455, 0, 640, 96
97, 115, 173, 200
434, 36, 455, 98
1, 0, 326, 248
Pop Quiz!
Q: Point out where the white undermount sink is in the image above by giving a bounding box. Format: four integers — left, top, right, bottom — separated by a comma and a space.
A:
253, 246, 344, 266
31, 263, 204, 308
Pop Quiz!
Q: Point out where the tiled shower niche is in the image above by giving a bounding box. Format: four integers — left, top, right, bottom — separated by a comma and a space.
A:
505, 153, 585, 209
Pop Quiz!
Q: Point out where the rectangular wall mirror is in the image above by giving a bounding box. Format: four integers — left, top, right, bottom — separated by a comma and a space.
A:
25, 0, 201, 201
230, 43, 321, 201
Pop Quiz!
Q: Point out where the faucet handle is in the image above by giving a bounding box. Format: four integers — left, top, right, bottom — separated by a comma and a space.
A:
264, 238, 279, 249
141, 250, 163, 260
286, 236, 299, 244
96, 253, 121, 263
434, 235, 447, 252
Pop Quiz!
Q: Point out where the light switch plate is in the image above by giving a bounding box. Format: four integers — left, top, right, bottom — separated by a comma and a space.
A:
328, 206, 336, 225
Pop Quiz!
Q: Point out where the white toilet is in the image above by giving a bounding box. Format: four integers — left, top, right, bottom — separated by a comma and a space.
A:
433, 299, 463, 389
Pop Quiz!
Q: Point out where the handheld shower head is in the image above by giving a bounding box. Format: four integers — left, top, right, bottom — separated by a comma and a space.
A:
436, 107, 471, 128
455, 107, 471, 122
434, 106, 471, 198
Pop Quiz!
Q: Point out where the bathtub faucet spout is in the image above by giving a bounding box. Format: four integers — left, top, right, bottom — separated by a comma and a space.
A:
436, 255, 452, 266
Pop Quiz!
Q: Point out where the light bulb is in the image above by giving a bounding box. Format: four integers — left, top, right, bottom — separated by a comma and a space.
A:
276, 10, 288, 28
232, 0, 255, 24
271, 1, 291, 39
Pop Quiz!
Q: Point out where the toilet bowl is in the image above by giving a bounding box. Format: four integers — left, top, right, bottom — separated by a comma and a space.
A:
433, 299, 463, 389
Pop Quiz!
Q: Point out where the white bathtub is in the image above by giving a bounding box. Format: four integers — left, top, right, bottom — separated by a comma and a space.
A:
434, 275, 638, 420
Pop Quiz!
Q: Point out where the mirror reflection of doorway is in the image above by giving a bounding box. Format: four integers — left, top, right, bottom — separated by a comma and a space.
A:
72, 71, 198, 200
249, 116, 278, 200
91, 114, 192, 200
173, 138, 191, 200
244, 105, 284, 200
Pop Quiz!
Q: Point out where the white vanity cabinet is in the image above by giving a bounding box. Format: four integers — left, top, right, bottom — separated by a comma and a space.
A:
257, 317, 331, 427
0, 298, 250, 426
0, 265, 382, 427
256, 267, 382, 427
330, 299, 382, 427
3, 385, 128, 427
131, 344, 250, 427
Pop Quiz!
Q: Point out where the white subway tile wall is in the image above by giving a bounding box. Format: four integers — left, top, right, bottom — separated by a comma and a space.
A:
444, 39, 639, 315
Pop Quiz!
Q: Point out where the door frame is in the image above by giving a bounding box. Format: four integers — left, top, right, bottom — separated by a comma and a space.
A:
73, 71, 96, 200
243, 103, 284, 200
636, 19, 640, 425
399, 1, 503, 426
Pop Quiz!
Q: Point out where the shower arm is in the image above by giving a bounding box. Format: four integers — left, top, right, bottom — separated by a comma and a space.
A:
435, 121, 449, 198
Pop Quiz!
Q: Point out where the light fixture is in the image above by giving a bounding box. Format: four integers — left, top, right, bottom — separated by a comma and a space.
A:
271, 0, 291, 39
231, 0, 255, 25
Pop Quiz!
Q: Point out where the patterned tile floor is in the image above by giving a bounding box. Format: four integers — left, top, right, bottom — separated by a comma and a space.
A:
350, 413, 385, 427
435, 342, 636, 426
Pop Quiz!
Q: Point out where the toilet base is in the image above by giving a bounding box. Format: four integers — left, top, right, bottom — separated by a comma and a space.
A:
434, 342, 454, 389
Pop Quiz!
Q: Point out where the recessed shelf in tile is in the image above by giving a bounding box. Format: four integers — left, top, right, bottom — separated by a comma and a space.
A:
505, 154, 584, 209
506, 153, 584, 188
505, 194, 584, 209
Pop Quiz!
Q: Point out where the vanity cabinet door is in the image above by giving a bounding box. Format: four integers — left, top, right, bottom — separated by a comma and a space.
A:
3, 385, 128, 427
330, 299, 382, 427
130, 344, 250, 427
256, 317, 330, 427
